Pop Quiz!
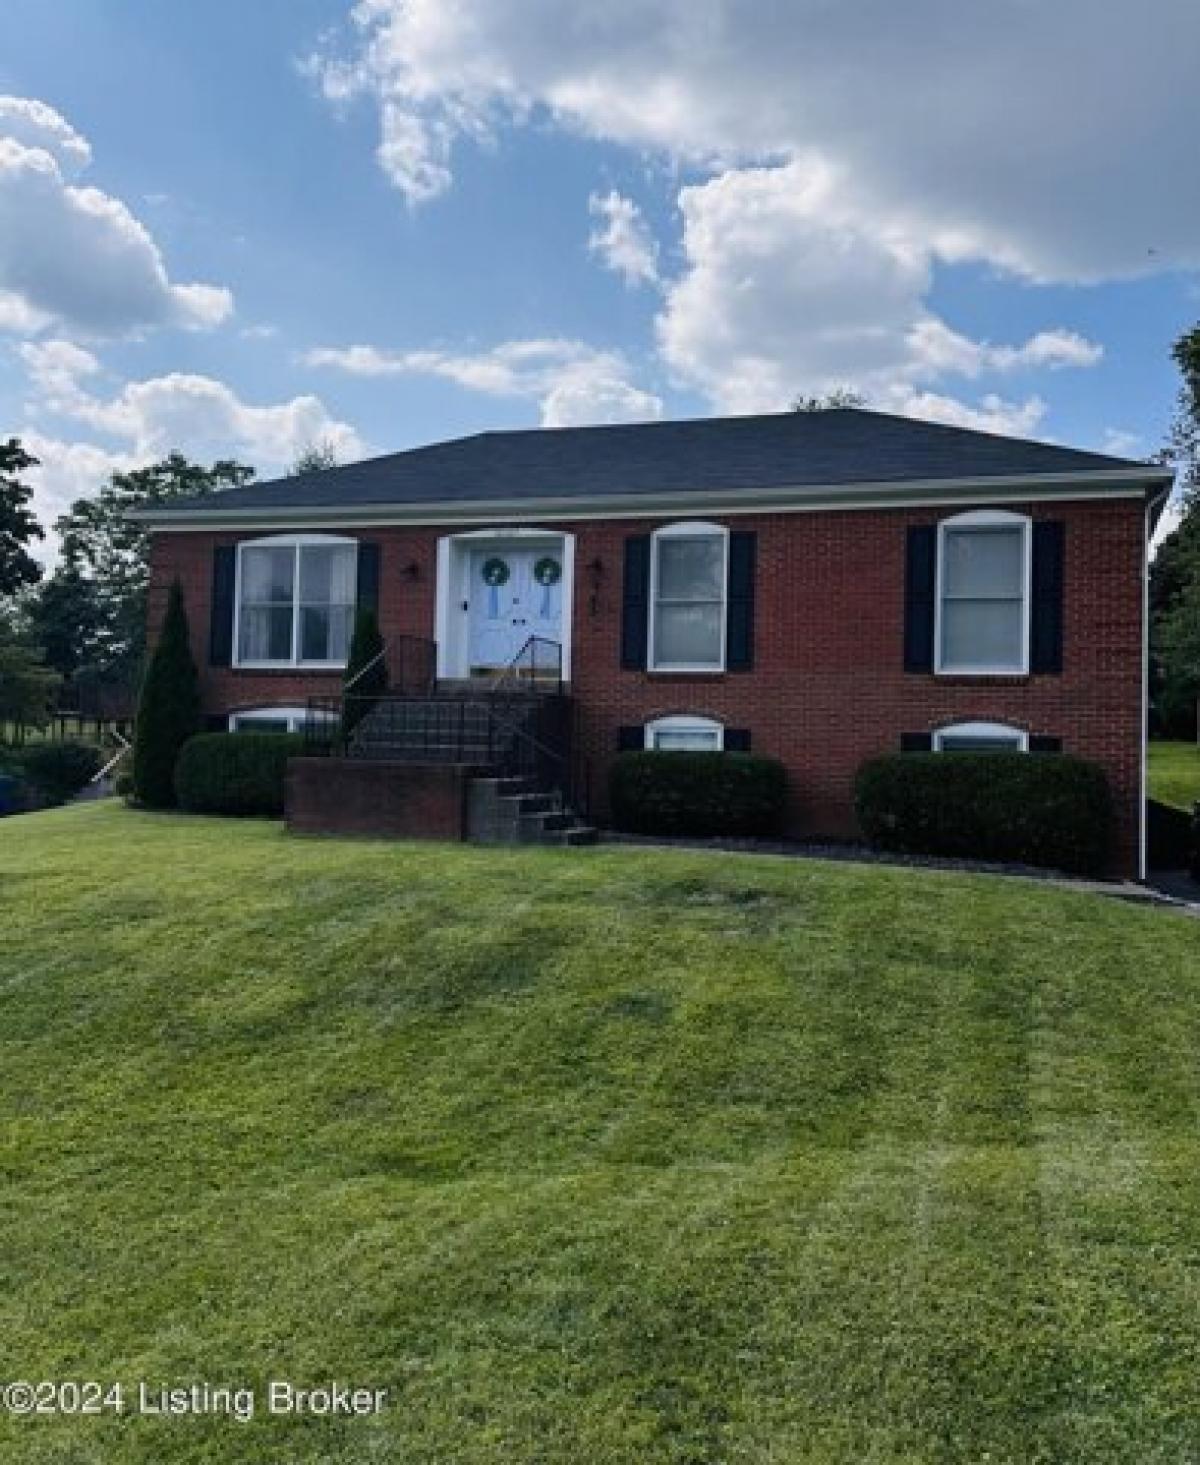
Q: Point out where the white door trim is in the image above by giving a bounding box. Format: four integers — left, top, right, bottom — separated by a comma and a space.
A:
434, 527, 575, 682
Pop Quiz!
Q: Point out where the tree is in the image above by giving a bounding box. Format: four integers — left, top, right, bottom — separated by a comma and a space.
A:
0, 628, 58, 734
792, 388, 868, 412
342, 607, 386, 734
132, 579, 200, 808
0, 438, 44, 597
25, 564, 109, 680
55, 452, 254, 669
290, 441, 339, 475
1150, 324, 1200, 736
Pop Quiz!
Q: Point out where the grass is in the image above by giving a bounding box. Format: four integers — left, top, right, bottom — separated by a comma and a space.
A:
1149, 739, 1200, 811
2, 804, 1200, 1463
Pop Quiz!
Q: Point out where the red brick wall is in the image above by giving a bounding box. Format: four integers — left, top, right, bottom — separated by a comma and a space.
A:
149, 496, 1146, 873
285, 758, 467, 839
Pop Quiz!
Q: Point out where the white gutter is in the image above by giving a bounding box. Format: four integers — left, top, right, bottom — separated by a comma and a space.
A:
132, 465, 1173, 531
1140, 479, 1175, 881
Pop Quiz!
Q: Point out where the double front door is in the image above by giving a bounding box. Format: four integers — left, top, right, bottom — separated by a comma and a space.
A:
467, 545, 563, 671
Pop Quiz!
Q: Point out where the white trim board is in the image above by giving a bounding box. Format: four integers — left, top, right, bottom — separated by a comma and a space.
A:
134, 468, 1169, 531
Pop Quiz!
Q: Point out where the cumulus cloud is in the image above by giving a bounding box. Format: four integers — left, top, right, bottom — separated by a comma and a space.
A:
0, 96, 232, 336
19, 431, 138, 545
313, 1, 1200, 283
17, 341, 364, 482
654, 162, 1098, 427
588, 191, 658, 287
305, 337, 662, 426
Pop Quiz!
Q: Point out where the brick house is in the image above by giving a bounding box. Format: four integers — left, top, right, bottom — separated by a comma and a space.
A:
139, 408, 1172, 874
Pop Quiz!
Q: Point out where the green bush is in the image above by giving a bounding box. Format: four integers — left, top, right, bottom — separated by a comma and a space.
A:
17, 740, 103, 806
174, 732, 305, 817
609, 751, 787, 836
133, 579, 201, 808
854, 753, 1114, 875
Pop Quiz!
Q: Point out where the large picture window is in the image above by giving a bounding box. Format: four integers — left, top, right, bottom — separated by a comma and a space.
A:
936, 511, 1030, 675
235, 536, 356, 667
649, 522, 728, 672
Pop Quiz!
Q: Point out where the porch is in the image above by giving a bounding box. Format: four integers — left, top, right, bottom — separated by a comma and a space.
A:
285, 633, 595, 845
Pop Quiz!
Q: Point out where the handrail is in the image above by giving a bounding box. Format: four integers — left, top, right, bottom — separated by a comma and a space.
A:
344, 647, 385, 692
90, 729, 131, 784
489, 635, 563, 698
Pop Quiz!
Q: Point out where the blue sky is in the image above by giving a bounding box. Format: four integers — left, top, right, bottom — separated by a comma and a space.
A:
1, 0, 1196, 545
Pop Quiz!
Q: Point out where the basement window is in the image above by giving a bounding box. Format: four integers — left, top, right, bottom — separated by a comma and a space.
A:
644, 715, 724, 752
933, 721, 1028, 752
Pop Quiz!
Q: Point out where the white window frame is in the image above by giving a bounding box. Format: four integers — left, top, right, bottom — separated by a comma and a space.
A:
933, 721, 1029, 752
934, 509, 1031, 677
227, 706, 333, 735
644, 714, 725, 752
233, 533, 357, 670
648, 521, 729, 674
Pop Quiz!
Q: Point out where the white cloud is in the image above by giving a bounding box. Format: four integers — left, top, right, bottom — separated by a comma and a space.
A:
0, 96, 91, 173
1101, 427, 1142, 458
19, 432, 137, 550
653, 161, 1096, 427
17, 341, 364, 476
314, 1, 1200, 284
305, 337, 662, 426
588, 190, 658, 287
0, 98, 232, 336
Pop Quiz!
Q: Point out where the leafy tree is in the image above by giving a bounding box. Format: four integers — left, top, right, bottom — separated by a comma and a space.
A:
131, 579, 200, 808
55, 452, 254, 668
0, 438, 44, 597
1150, 324, 1200, 736
290, 441, 339, 475
0, 628, 59, 733
342, 607, 386, 734
792, 388, 868, 412
25, 564, 110, 680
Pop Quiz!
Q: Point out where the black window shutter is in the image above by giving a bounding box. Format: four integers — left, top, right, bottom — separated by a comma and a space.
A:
1030, 521, 1065, 674
904, 525, 937, 673
209, 545, 236, 667
617, 725, 644, 751
1029, 734, 1062, 754
621, 535, 650, 670
356, 541, 381, 614
724, 728, 752, 752
726, 531, 756, 671
900, 732, 933, 752
205, 714, 229, 733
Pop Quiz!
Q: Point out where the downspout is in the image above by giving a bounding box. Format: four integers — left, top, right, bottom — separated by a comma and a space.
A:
1141, 480, 1174, 881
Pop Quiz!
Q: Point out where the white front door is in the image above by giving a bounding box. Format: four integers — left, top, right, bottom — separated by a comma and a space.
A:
467, 545, 564, 670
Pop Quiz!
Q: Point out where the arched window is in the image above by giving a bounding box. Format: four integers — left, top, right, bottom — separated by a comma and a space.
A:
234, 533, 357, 668
936, 510, 1030, 675
933, 721, 1028, 752
644, 714, 724, 752
649, 522, 729, 672
228, 706, 336, 735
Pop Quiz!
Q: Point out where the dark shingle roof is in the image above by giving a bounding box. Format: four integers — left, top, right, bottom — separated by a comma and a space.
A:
152, 408, 1165, 517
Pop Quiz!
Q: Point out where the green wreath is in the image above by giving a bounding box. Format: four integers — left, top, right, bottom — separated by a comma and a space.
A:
533, 556, 562, 587
481, 556, 510, 587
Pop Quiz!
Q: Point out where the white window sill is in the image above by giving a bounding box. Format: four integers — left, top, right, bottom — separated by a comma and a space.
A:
934, 664, 1028, 678
647, 663, 726, 675
233, 661, 348, 672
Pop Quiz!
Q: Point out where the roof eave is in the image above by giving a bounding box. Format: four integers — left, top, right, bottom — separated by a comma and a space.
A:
132, 465, 1175, 530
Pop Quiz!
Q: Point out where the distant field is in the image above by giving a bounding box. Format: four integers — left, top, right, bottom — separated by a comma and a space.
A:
1149, 739, 1200, 810
3, 804, 1200, 1462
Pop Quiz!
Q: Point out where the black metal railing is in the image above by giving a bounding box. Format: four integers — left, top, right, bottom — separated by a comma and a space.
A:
301, 635, 588, 813
488, 636, 563, 695
346, 633, 437, 697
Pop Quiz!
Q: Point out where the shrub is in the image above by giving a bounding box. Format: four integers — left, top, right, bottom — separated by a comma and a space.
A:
0, 771, 25, 815
133, 579, 200, 808
343, 608, 387, 734
854, 752, 1114, 875
174, 732, 305, 816
609, 751, 787, 836
17, 740, 102, 806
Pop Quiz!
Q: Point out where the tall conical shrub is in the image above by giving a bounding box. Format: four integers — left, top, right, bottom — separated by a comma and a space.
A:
133, 578, 200, 807
342, 607, 387, 735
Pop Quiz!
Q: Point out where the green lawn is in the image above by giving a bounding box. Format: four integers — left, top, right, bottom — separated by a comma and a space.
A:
3, 805, 1200, 1463
1149, 739, 1200, 811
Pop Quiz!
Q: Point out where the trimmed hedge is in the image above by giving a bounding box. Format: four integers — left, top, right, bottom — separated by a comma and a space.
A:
610, 751, 787, 836
855, 752, 1113, 875
174, 732, 305, 817
17, 741, 103, 806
